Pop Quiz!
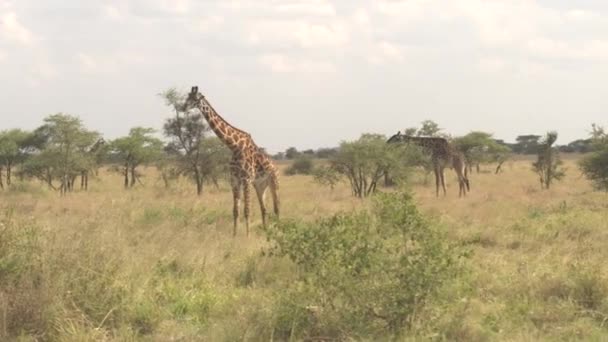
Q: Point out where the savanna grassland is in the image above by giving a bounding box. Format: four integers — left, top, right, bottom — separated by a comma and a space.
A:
1, 156, 607, 341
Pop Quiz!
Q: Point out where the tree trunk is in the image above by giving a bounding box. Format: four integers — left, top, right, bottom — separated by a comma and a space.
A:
46, 168, 52, 188
6, 161, 11, 186
0, 167, 4, 189
124, 165, 129, 189
476, 163, 480, 173
130, 166, 136, 188
384, 170, 394, 187
194, 167, 203, 195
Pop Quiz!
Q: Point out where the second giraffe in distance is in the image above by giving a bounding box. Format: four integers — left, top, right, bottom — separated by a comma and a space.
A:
388, 131, 470, 197
182, 86, 280, 236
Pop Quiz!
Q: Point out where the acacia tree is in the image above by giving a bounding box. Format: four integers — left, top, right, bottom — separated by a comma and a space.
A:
330, 134, 415, 198
20, 114, 99, 194
533, 131, 565, 189
110, 127, 163, 188
160, 88, 231, 195
580, 124, 608, 192
453, 131, 512, 173
0, 129, 31, 188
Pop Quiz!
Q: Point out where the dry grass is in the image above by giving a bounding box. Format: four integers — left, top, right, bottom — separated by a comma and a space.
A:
1, 157, 607, 341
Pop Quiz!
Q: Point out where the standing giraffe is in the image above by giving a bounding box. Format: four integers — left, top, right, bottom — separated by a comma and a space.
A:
182, 86, 280, 236
387, 131, 470, 197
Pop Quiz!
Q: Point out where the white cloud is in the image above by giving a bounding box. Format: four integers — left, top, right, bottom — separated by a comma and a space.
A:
479, 57, 508, 73
76, 51, 146, 74
103, 4, 126, 21
259, 53, 335, 73
198, 15, 225, 33
275, 0, 336, 16
0, 11, 33, 45
248, 20, 349, 48
368, 41, 407, 65
293, 22, 349, 47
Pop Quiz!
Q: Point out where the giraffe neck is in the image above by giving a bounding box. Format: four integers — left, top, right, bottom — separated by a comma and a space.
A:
197, 99, 250, 151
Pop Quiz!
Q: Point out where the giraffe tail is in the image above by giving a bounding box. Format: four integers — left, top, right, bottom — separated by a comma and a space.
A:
269, 173, 280, 219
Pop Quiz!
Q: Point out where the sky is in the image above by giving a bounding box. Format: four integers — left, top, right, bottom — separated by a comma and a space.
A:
1, 0, 607, 153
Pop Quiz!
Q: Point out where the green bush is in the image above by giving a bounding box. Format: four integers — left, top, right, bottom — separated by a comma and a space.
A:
311, 166, 341, 190
285, 156, 314, 176
580, 146, 608, 192
262, 191, 462, 339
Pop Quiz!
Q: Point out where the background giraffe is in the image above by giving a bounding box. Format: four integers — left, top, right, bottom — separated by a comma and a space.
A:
387, 131, 470, 197
182, 86, 280, 236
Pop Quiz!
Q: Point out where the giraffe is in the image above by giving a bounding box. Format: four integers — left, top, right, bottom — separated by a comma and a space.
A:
387, 131, 470, 197
182, 86, 280, 236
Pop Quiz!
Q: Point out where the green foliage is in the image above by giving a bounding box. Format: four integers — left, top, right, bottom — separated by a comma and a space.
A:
20, 114, 100, 194
330, 133, 415, 197
0, 129, 32, 188
110, 127, 163, 188
161, 88, 231, 195
262, 191, 461, 339
285, 156, 314, 176
285, 147, 299, 159
453, 131, 511, 172
533, 131, 566, 189
417, 120, 446, 137
580, 124, 608, 192
312, 165, 341, 190
515, 135, 541, 154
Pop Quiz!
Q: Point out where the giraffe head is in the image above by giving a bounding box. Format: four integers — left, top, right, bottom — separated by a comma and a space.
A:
182, 86, 210, 114
387, 131, 404, 144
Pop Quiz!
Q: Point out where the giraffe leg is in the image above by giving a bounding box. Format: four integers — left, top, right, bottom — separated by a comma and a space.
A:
434, 166, 441, 198
231, 175, 241, 236
254, 181, 268, 227
439, 167, 447, 196
242, 179, 252, 237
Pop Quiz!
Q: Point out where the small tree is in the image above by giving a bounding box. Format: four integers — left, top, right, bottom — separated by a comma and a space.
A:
580, 124, 608, 192
285, 147, 299, 160
515, 135, 541, 154
331, 134, 413, 198
0, 129, 31, 188
20, 114, 98, 194
453, 131, 512, 173
160, 88, 231, 195
110, 127, 163, 188
285, 156, 314, 176
417, 120, 444, 137
488, 142, 512, 174
533, 131, 565, 189
312, 166, 341, 191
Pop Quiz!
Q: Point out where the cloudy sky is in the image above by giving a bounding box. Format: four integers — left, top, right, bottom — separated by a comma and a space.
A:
1, 0, 607, 152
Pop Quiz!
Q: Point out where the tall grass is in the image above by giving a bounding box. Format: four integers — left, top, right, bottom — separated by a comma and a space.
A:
0, 158, 607, 340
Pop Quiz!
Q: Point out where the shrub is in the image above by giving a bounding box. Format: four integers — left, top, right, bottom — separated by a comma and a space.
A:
285, 156, 314, 176
580, 148, 608, 192
311, 166, 341, 191
532, 131, 565, 189
262, 191, 462, 339
331, 134, 415, 197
